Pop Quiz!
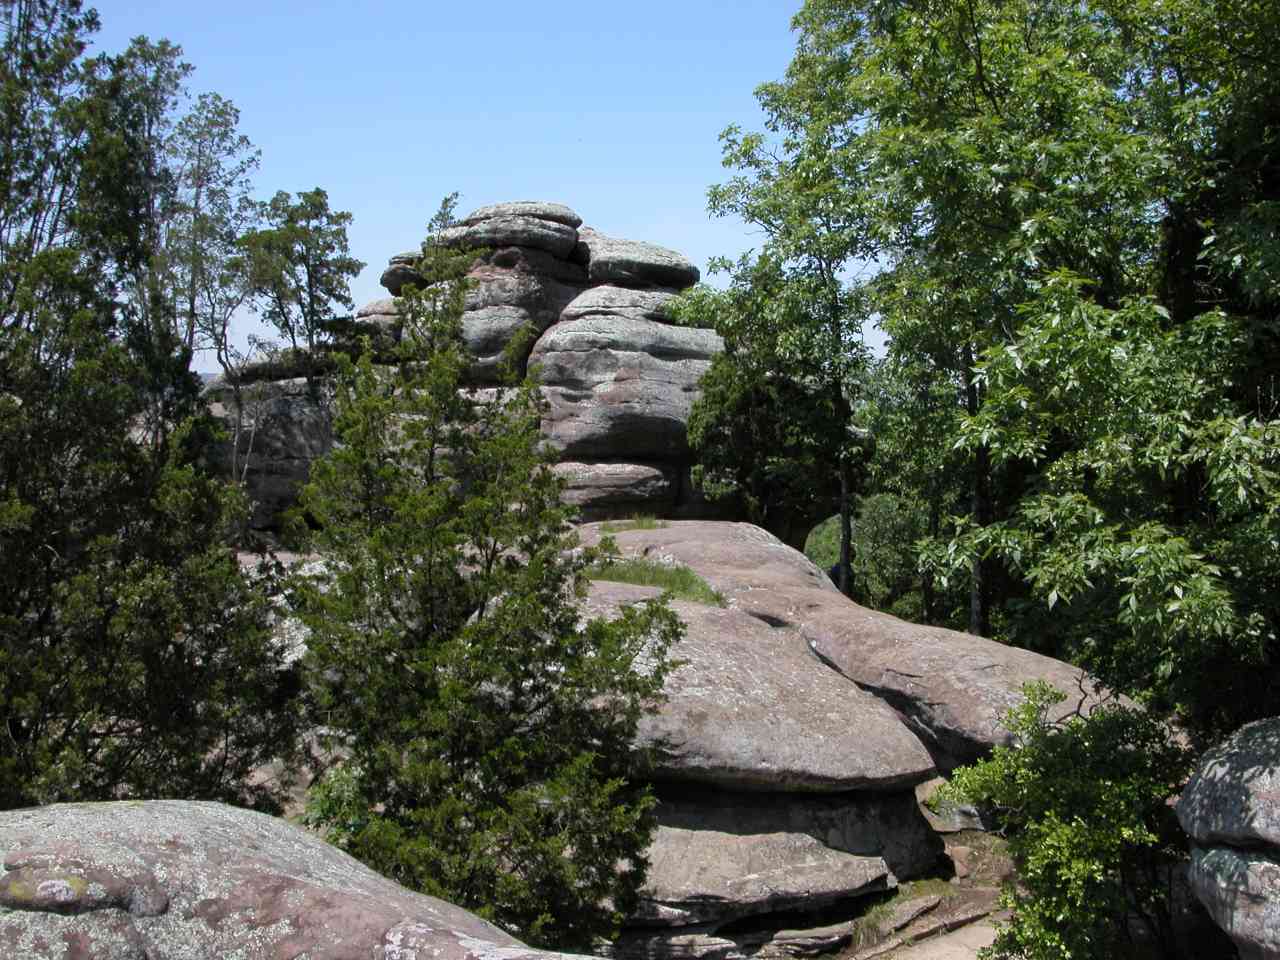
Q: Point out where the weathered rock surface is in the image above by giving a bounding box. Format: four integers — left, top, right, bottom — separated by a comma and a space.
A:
0, 800, 587, 960
579, 521, 1114, 773
460, 200, 583, 228
531, 317, 722, 460
440, 215, 579, 260
585, 581, 935, 792
561, 284, 680, 324
1178, 717, 1280, 960
652, 789, 940, 884
636, 827, 892, 928
578, 226, 700, 289
203, 377, 332, 530
554, 461, 678, 516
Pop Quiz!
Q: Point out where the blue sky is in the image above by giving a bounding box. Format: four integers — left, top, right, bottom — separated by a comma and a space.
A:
91, 0, 807, 366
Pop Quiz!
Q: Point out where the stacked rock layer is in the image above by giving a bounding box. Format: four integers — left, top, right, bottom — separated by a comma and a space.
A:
207, 200, 731, 530
575, 520, 1116, 960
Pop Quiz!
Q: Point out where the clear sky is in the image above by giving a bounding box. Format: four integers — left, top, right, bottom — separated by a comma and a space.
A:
89, 1, 807, 367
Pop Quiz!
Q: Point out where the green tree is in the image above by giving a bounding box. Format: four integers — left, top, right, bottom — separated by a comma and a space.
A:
678, 128, 873, 588
297, 198, 681, 951
680, 261, 868, 554
164, 91, 260, 356
1, 0, 301, 810
730, 0, 1279, 953
945, 683, 1194, 959
244, 187, 363, 370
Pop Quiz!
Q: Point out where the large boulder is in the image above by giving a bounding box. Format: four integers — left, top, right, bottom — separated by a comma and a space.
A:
0, 800, 587, 960
585, 582, 935, 792
577, 227, 700, 289
580, 521, 1115, 773
1178, 717, 1280, 960
460, 200, 583, 228
635, 827, 891, 928
651, 789, 940, 885
560, 284, 681, 324
439, 216, 579, 260
531, 317, 722, 460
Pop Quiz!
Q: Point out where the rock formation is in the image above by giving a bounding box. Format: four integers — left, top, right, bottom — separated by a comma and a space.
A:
575, 520, 1115, 958
208, 201, 727, 529
1178, 717, 1280, 960
2, 520, 1121, 959
0, 800, 590, 960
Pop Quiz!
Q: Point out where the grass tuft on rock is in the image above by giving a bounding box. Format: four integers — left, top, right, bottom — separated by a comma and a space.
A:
588, 557, 724, 606
599, 515, 669, 533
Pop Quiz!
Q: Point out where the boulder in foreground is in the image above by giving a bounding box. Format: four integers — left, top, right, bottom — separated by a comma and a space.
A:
0, 800, 588, 960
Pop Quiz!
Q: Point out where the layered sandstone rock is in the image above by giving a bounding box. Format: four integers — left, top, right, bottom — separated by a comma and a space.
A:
214, 200, 722, 530
1178, 717, 1280, 960
0, 800, 589, 960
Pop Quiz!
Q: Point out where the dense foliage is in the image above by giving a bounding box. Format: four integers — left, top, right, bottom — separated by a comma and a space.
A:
0, 0, 301, 808
296, 201, 681, 951
716, 0, 1279, 954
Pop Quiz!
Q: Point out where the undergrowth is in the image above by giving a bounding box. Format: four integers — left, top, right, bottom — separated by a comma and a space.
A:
587, 557, 724, 606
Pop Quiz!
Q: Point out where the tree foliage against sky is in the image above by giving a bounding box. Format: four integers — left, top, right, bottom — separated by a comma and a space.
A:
722, 0, 1279, 954
0, 0, 301, 809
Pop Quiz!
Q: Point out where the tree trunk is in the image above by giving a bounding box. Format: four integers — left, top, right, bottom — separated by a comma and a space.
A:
964, 343, 992, 637
838, 461, 853, 598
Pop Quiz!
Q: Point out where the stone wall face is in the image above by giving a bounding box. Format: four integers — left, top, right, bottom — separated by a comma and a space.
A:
207, 200, 731, 529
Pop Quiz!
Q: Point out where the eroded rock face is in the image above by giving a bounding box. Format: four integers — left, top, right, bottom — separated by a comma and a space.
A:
582, 553, 944, 960
577, 226, 700, 289
531, 317, 722, 461
203, 377, 333, 530
636, 828, 891, 928
585, 582, 935, 792
1178, 718, 1280, 960
228, 200, 724, 530
0, 800, 587, 960
578, 521, 1115, 774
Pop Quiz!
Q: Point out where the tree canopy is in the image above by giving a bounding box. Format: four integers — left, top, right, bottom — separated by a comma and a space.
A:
716, 0, 1279, 954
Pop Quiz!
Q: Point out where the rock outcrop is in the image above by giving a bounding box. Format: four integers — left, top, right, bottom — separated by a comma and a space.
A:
1178, 717, 1280, 960
581, 521, 1113, 773
0, 800, 588, 960
210, 200, 725, 530
574, 520, 1116, 958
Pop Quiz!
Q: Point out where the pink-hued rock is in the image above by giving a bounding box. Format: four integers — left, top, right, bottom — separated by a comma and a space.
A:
0, 801, 588, 960
579, 521, 1114, 772
584, 581, 935, 792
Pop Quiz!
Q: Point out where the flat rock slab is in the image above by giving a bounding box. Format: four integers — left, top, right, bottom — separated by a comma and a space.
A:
635, 826, 891, 927
561, 285, 681, 324
0, 800, 587, 960
585, 582, 935, 792
440, 216, 579, 260
460, 201, 583, 228
653, 789, 941, 883
578, 521, 1110, 773
554, 461, 678, 516
578, 227, 700, 290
